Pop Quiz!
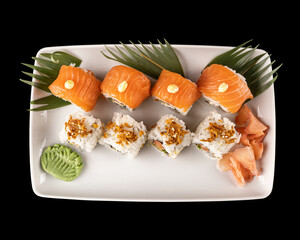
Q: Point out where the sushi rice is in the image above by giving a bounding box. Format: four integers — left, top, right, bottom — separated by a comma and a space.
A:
148, 114, 193, 159
152, 97, 192, 116
99, 112, 148, 159
59, 112, 104, 152
192, 111, 240, 160
102, 93, 134, 112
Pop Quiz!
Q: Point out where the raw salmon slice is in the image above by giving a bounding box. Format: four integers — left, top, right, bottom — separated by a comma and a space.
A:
197, 64, 253, 113
151, 69, 201, 116
48, 65, 102, 112
101, 65, 151, 110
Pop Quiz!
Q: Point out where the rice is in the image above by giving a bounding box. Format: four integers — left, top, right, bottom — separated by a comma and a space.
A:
59, 112, 104, 152
152, 97, 192, 116
98, 112, 148, 158
102, 93, 134, 112
148, 114, 193, 158
192, 111, 240, 160
201, 93, 230, 112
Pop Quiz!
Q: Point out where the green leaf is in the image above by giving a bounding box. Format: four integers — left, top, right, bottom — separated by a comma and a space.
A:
32, 56, 61, 72
40, 51, 82, 67
239, 53, 267, 76
22, 63, 58, 79
120, 42, 162, 78
248, 63, 282, 90
207, 40, 253, 68
20, 51, 82, 111
29, 94, 71, 111
206, 40, 282, 98
251, 73, 278, 97
20, 79, 51, 93
100, 39, 184, 79
21, 71, 53, 85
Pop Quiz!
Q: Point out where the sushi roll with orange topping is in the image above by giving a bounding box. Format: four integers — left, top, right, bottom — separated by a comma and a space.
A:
48, 65, 102, 112
197, 64, 253, 113
59, 112, 104, 152
151, 69, 201, 116
192, 111, 240, 160
99, 112, 148, 158
148, 114, 193, 158
101, 65, 151, 111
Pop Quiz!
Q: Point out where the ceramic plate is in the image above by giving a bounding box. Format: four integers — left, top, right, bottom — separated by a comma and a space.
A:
29, 44, 275, 201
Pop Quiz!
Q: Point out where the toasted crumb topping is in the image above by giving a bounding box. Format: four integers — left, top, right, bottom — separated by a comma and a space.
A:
65, 116, 93, 140
139, 130, 145, 137
201, 122, 236, 144
160, 118, 189, 145
106, 121, 116, 130
104, 121, 141, 146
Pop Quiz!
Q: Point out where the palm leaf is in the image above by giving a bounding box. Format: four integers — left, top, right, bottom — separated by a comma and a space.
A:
21, 71, 53, 84
20, 79, 51, 93
20, 51, 81, 111
206, 40, 282, 98
29, 95, 71, 111
100, 39, 184, 79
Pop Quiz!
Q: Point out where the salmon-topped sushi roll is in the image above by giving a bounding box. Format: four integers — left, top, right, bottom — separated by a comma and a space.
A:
48, 65, 102, 112
151, 69, 201, 116
101, 65, 151, 111
197, 64, 253, 113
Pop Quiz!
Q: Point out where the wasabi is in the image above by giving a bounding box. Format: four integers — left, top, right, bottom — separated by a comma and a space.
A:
40, 144, 83, 181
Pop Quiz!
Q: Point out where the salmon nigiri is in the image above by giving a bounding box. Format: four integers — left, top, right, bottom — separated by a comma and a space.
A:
151, 69, 201, 116
48, 65, 102, 112
197, 64, 253, 113
101, 65, 151, 111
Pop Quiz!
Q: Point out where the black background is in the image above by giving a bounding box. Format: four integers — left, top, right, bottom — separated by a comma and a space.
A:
6, 2, 294, 233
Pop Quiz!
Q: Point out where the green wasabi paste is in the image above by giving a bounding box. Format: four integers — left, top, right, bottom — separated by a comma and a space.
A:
40, 144, 83, 181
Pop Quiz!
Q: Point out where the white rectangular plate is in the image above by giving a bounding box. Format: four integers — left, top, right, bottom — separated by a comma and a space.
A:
29, 44, 275, 201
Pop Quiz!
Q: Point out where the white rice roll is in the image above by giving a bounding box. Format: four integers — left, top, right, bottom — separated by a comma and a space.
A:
99, 112, 148, 159
192, 111, 240, 160
59, 111, 104, 152
148, 114, 193, 159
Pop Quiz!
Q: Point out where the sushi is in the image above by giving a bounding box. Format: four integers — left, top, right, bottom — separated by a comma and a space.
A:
48, 65, 102, 112
197, 64, 253, 113
192, 111, 240, 160
59, 112, 104, 152
99, 112, 148, 158
101, 65, 151, 111
151, 69, 201, 116
148, 114, 193, 158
